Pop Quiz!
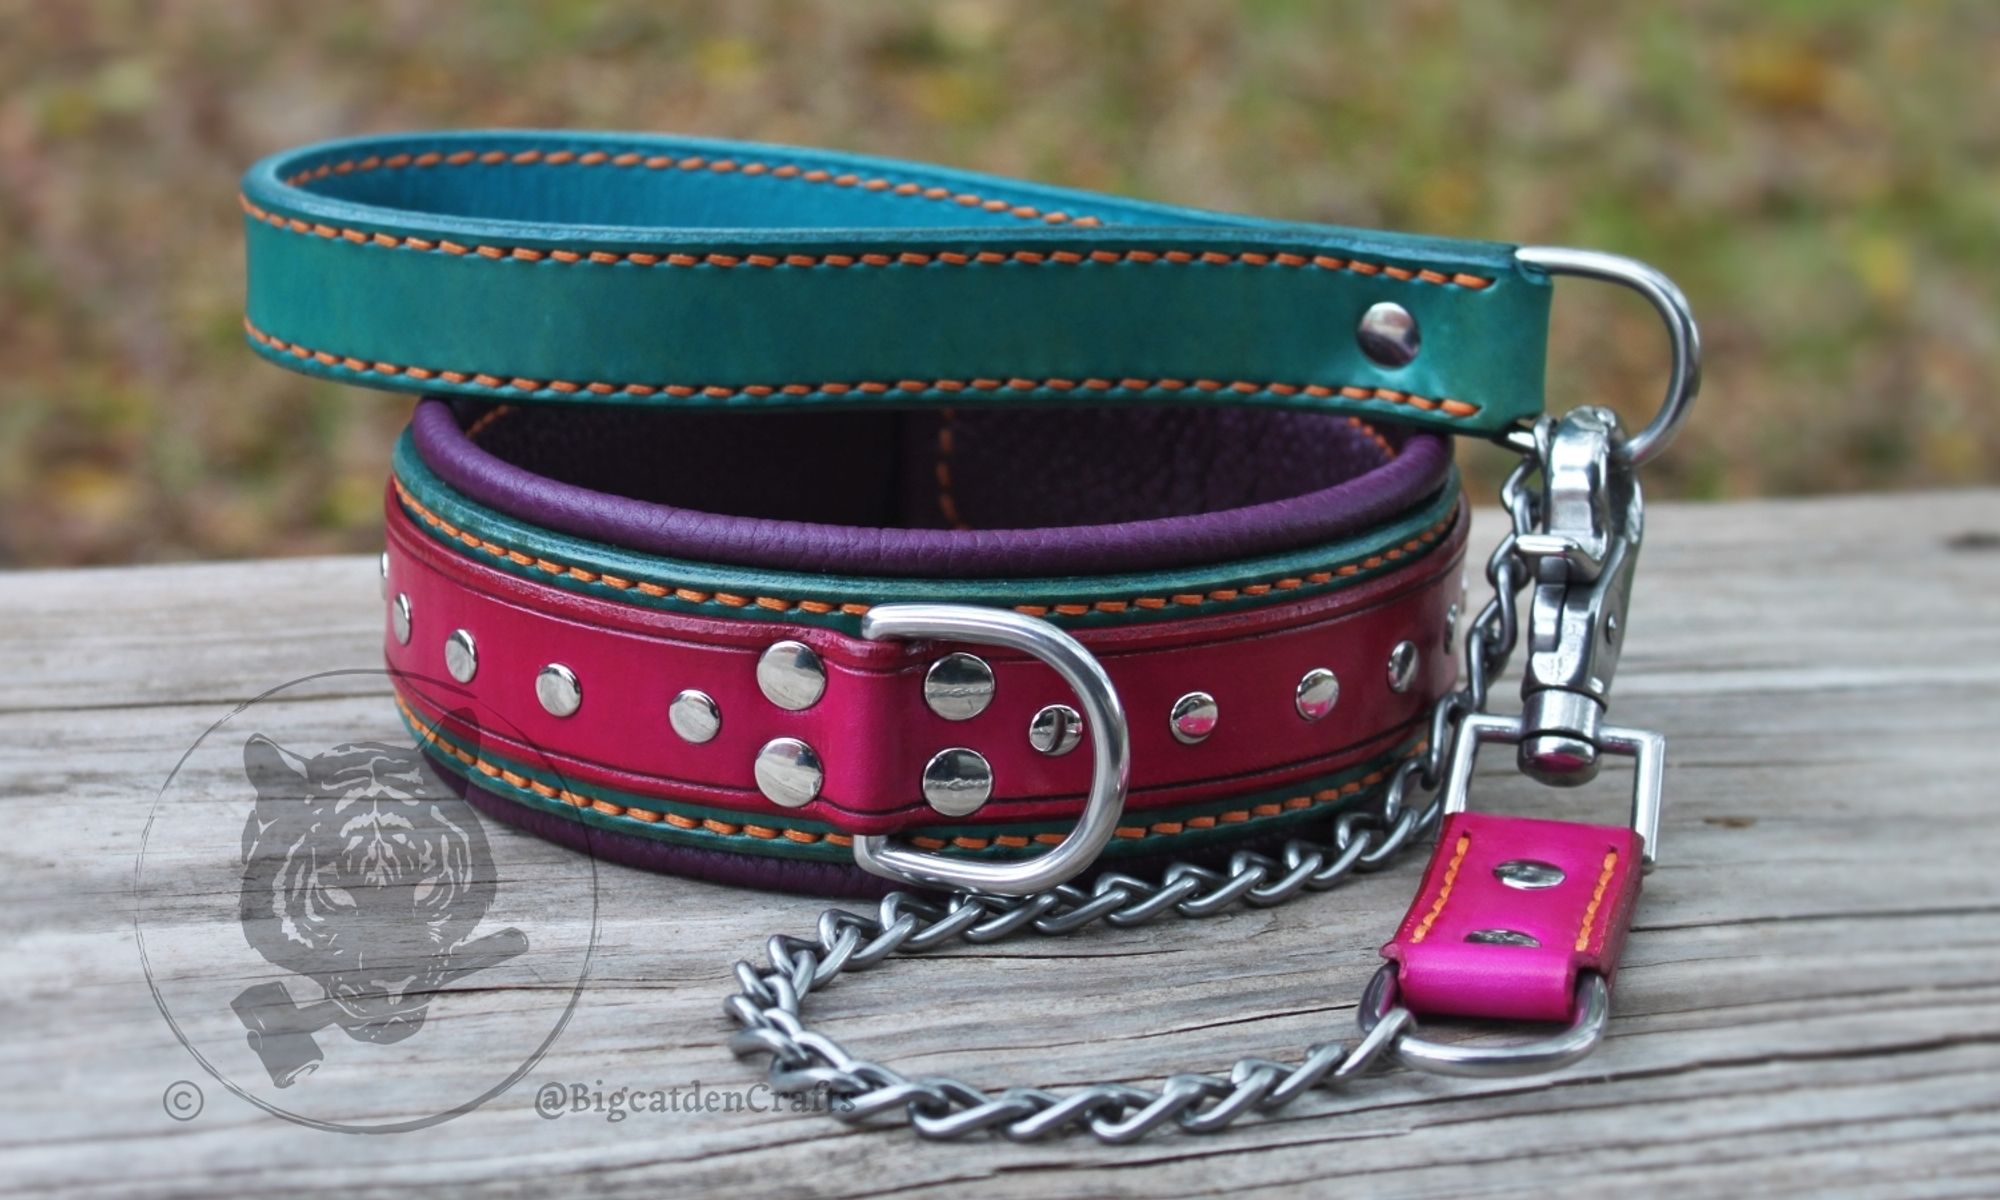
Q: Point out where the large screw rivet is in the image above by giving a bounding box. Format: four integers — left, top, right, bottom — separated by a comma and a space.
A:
757, 641, 826, 711
444, 628, 478, 683
536, 663, 582, 717
754, 737, 822, 807
923, 653, 995, 721
1295, 668, 1340, 721
1028, 704, 1083, 756
921, 748, 993, 817
669, 689, 721, 744
1387, 640, 1420, 693
1494, 859, 1566, 890
1170, 691, 1219, 744
1357, 301, 1421, 367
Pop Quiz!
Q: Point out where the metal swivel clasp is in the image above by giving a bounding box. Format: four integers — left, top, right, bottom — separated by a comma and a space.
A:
1512, 406, 1645, 786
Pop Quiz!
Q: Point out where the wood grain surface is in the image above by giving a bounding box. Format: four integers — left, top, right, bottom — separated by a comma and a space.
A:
3, 490, 1998, 1199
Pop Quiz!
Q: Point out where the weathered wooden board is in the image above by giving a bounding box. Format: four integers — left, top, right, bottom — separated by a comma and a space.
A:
3, 490, 1999, 1199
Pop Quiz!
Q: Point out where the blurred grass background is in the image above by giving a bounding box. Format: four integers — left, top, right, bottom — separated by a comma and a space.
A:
2, 0, 1995, 566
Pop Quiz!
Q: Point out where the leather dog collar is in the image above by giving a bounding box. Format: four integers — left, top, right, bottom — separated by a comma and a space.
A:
242, 130, 1700, 1136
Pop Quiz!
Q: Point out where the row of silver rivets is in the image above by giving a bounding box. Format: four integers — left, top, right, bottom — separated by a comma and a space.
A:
755, 737, 822, 807
921, 748, 993, 816
757, 640, 825, 711
670, 689, 721, 744
923, 653, 994, 721
1028, 703, 1082, 756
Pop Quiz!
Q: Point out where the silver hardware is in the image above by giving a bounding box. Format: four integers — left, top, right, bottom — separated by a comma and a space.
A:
754, 737, 822, 807
1494, 859, 1566, 889
1386, 641, 1419, 693
669, 689, 721, 744
853, 603, 1130, 895
1443, 601, 1460, 653
1169, 691, 1219, 744
723, 372, 1696, 1139
921, 748, 993, 816
390, 593, 412, 645
1356, 300, 1421, 367
1441, 711, 1664, 870
378, 550, 390, 599
922, 653, 995, 721
1514, 406, 1643, 784
1359, 965, 1609, 1078
1515, 245, 1702, 468
1028, 703, 1083, 756
443, 628, 478, 683
1295, 668, 1340, 721
1466, 929, 1541, 947
757, 640, 826, 711
535, 664, 582, 718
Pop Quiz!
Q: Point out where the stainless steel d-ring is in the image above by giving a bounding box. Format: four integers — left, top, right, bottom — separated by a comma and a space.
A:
1358, 963, 1611, 1078
854, 603, 1131, 895
1516, 245, 1702, 469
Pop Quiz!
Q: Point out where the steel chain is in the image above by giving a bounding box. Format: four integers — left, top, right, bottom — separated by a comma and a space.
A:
722, 440, 1547, 1143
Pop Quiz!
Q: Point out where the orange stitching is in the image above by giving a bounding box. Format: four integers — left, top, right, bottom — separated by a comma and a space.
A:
934, 408, 969, 530
402, 685, 1423, 847
281, 152, 1102, 228
390, 470, 1454, 618
1408, 833, 1471, 944
245, 316, 1481, 419
239, 191, 1492, 289
1574, 849, 1620, 952
463, 404, 514, 442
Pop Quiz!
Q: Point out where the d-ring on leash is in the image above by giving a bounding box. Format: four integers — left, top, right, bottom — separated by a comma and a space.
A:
724, 248, 1701, 1142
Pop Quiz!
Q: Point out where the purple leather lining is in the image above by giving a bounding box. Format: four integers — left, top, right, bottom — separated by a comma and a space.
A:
412, 399, 1452, 577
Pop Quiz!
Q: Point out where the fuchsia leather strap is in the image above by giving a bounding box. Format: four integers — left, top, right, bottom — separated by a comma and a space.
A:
385, 485, 1466, 836
1381, 812, 1645, 1022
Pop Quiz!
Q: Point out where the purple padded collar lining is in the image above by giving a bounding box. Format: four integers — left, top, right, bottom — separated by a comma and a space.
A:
410, 399, 1451, 578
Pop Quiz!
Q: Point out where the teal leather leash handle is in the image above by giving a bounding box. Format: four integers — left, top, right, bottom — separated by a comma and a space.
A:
241, 131, 1551, 435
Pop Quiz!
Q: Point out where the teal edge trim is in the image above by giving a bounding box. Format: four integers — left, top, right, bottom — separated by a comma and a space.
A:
398, 698, 1419, 865
390, 431, 1463, 635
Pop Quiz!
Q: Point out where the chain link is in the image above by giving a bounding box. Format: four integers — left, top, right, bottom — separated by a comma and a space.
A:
722, 442, 1547, 1143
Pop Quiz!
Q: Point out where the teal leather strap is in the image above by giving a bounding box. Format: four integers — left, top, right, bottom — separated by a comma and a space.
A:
242, 131, 1551, 435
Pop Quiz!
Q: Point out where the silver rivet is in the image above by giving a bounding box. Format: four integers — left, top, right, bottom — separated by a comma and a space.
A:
1494, 859, 1567, 890
391, 593, 412, 645
1295, 668, 1340, 721
921, 748, 993, 816
1028, 704, 1083, 756
1466, 929, 1542, 947
923, 653, 995, 721
378, 551, 390, 600
1387, 640, 1419, 693
754, 737, 822, 807
536, 663, 582, 717
669, 689, 721, 744
1357, 301, 1421, 367
1170, 691, 1219, 744
444, 629, 478, 682
757, 640, 825, 711
1444, 602, 1461, 653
